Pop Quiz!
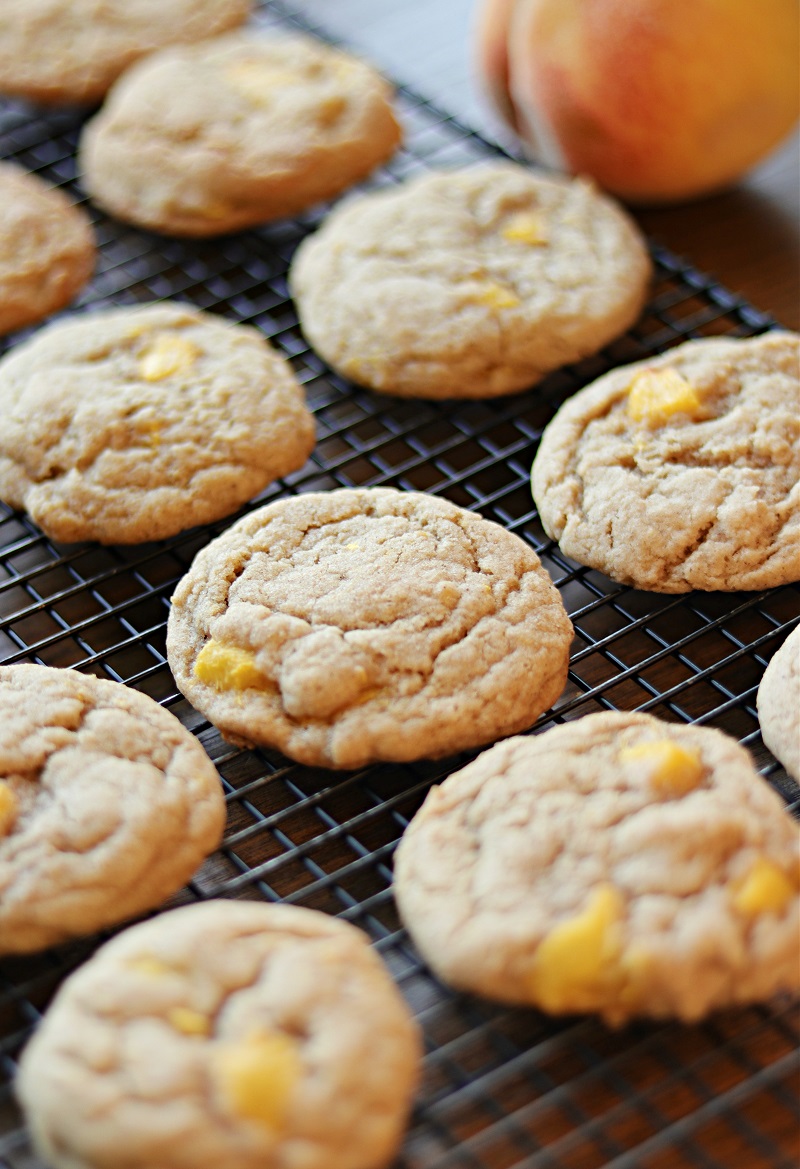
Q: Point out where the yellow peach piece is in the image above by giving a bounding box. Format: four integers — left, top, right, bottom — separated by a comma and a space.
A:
212, 1031, 302, 1130
168, 1007, 210, 1037
194, 641, 271, 692
627, 368, 702, 425
227, 62, 300, 105
139, 334, 200, 382
128, 956, 177, 978
0, 781, 18, 835
530, 884, 624, 1012
732, 858, 795, 917
619, 739, 704, 796
476, 283, 521, 310
502, 211, 548, 245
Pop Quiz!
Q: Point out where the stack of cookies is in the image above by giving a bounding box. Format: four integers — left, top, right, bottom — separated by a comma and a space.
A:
1, 5, 798, 1169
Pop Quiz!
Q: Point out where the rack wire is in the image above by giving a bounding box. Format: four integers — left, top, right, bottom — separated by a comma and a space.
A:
1, 2, 798, 1166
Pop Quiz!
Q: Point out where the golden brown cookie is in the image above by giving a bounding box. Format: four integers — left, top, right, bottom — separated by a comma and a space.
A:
289, 162, 651, 398
0, 162, 94, 335
0, 0, 252, 106
17, 901, 421, 1169
0, 302, 316, 544
166, 487, 573, 769
80, 32, 402, 236
394, 711, 800, 1024
531, 332, 800, 592
0, 664, 225, 955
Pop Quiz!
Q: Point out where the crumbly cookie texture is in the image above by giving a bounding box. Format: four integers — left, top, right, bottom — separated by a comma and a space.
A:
394, 711, 800, 1025
16, 901, 421, 1169
166, 487, 573, 769
758, 624, 800, 781
0, 302, 315, 544
79, 32, 402, 237
289, 162, 651, 399
0, 162, 94, 336
0, 0, 252, 106
531, 331, 800, 593
0, 664, 225, 955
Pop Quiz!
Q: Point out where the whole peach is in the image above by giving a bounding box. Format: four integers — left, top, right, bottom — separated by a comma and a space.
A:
478, 0, 800, 202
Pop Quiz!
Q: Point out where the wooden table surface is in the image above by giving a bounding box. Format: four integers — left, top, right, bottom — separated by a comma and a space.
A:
291, 0, 799, 330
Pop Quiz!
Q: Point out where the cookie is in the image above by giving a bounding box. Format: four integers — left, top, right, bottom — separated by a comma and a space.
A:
166, 487, 573, 769
394, 711, 800, 1024
757, 624, 800, 781
0, 302, 316, 544
16, 900, 421, 1169
79, 33, 402, 237
531, 331, 800, 592
0, 664, 225, 955
0, 162, 94, 336
0, 0, 252, 106
289, 162, 651, 399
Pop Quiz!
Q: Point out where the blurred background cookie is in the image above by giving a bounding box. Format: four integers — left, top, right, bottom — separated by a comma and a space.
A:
80, 32, 402, 236
0, 162, 94, 335
0, 0, 252, 106
0, 302, 316, 544
0, 664, 225, 954
289, 162, 651, 398
757, 624, 800, 780
531, 331, 800, 592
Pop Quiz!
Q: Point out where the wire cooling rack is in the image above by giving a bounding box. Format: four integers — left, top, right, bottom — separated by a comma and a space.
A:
1, 3, 798, 1167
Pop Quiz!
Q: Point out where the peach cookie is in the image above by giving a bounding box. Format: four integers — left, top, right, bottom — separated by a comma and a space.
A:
0, 162, 94, 336
289, 162, 651, 399
531, 331, 800, 592
79, 32, 402, 237
0, 302, 315, 544
0, 664, 225, 955
166, 487, 573, 769
394, 711, 800, 1024
758, 624, 800, 781
16, 901, 421, 1169
0, 0, 252, 106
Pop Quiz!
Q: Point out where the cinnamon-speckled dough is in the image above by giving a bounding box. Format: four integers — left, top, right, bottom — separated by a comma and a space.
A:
758, 624, 800, 781
80, 33, 402, 236
0, 302, 315, 544
0, 163, 94, 335
531, 332, 800, 592
0, 0, 252, 105
16, 901, 421, 1169
289, 163, 651, 398
394, 712, 800, 1024
0, 664, 225, 954
166, 487, 573, 769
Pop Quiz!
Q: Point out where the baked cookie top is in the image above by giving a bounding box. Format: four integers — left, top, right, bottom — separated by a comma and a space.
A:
531, 332, 800, 592
758, 624, 800, 781
79, 33, 402, 236
0, 302, 315, 544
0, 664, 225, 955
394, 711, 800, 1024
166, 487, 573, 769
289, 162, 652, 399
0, 0, 252, 106
0, 162, 94, 336
17, 901, 421, 1169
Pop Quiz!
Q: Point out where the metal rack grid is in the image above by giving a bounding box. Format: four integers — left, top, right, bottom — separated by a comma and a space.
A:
1, 2, 798, 1166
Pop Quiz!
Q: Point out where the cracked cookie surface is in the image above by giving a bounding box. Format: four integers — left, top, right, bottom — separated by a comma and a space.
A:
166, 487, 573, 769
289, 162, 651, 399
0, 664, 225, 954
394, 711, 800, 1024
758, 624, 800, 781
0, 0, 252, 105
0, 162, 94, 336
17, 900, 421, 1169
0, 302, 315, 544
80, 32, 401, 236
531, 332, 800, 592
